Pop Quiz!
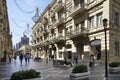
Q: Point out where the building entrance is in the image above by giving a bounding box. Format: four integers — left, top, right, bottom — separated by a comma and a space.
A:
90, 39, 101, 60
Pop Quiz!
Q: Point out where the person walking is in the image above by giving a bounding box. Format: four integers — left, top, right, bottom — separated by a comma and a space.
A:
89, 54, 95, 68
95, 49, 101, 60
8, 52, 12, 63
13, 53, 17, 61
51, 54, 54, 61
46, 56, 48, 64
24, 53, 28, 63
27, 53, 31, 63
24, 53, 31, 63
74, 53, 78, 64
19, 52, 23, 64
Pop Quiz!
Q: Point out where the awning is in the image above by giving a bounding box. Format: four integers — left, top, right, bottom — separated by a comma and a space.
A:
91, 39, 101, 46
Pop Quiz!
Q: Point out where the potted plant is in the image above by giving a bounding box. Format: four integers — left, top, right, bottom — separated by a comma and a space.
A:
109, 62, 120, 73
70, 64, 89, 80
10, 69, 41, 80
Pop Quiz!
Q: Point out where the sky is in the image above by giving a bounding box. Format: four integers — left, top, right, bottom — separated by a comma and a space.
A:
6, 0, 52, 46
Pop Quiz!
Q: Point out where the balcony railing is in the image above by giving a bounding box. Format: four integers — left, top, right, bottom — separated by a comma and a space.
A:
42, 17, 48, 24
51, 19, 56, 24
68, 3, 86, 17
49, 10, 55, 17
38, 31, 43, 36
55, 34, 65, 42
32, 34, 65, 47
67, 27, 88, 38
42, 29, 49, 34
42, 39, 50, 46
50, 33, 65, 43
49, 25, 54, 31
54, 17, 64, 26
34, 40, 48, 47
53, 0, 64, 12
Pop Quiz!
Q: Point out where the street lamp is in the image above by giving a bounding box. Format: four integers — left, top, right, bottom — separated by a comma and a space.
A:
103, 18, 108, 78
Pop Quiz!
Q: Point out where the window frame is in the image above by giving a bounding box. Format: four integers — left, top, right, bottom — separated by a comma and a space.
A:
114, 41, 119, 56
89, 16, 94, 29
97, 12, 103, 27
113, 11, 119, 26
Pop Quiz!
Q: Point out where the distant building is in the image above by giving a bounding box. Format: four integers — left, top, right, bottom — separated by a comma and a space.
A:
21, 35, 29, 46
18, 35, 31, 54
18, 45, 31, 54
14, 35, 30, 52
15, 42, 21, 50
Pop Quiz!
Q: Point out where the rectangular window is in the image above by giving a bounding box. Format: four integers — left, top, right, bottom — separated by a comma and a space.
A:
114, 12, 119, 26
66, 26, 72, 35
97, 13, 102, 26
70, 26, 72, 34
81, 21, 85, 31
74, 0, 79, 8
115, 41, 119, 56
74, 0, 85, 8
70, 26, 72, 32
76, 24, 79, 32
89, 17, 94, 28
52, 16, 56, 23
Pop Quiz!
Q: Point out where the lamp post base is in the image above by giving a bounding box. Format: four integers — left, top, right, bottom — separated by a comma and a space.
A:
103, 77, 108, 80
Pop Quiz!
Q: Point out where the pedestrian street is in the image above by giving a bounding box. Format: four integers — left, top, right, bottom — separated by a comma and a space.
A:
0, 57, 71, 80
0, 58, 120, 80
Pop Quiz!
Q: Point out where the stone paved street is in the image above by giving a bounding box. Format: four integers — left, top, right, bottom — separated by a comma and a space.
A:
0, 57, 120, 80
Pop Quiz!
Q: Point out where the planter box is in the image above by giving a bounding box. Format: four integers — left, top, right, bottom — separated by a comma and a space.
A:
23, 77, 41, 80
70, 72, 90, 80
109, 67, 120, 73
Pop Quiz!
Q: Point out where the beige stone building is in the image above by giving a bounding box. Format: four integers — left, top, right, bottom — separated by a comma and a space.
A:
0, 0, 12, 60
31, 0, 120, 62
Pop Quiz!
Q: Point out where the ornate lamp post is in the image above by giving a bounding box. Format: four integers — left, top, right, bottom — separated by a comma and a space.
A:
103, 18, 108, 78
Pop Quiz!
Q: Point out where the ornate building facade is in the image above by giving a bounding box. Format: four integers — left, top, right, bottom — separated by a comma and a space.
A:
0, 0, 12, 60
31, 0, 120, 62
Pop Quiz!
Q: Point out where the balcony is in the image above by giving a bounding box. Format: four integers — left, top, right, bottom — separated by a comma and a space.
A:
33, 35, 65, 47
87, 0, 104, 10
51, 33, 65, 43
53, 0, 64, 12
49, 10, 55, 17
42, 29, 49, 34
51, 19, 56, 25
34, 41, 45, 47
43, 39, 50, 46
47, 25, 54, 32
36, 33, 40, 38
68, 3, 87, 17
42, 17, 48, 24
67, 28, 88, 38
32, 42, 40, 47
38, 31, 43, 36
54, 17, 64, 26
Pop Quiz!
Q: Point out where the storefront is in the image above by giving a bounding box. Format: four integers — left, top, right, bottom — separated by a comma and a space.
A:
90, 39, 101, 60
